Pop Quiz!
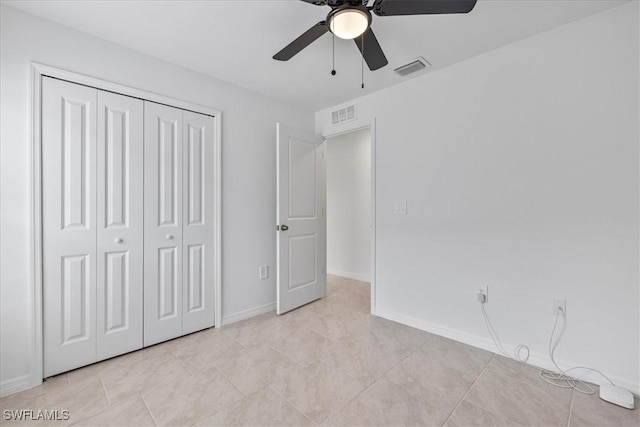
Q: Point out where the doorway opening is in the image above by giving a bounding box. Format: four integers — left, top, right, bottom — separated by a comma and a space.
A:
324, 126, 374, 311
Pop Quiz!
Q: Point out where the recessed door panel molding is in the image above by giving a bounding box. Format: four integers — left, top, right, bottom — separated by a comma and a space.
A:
104, 251, 128, 333
182, 111, 216, 334
144, 101, 184, 346
104, 107, 129, 228
186, 244, 204, 312
276, 123, 326, 315
158, 247, 178, 319
187, 123, 205, 225
288, 138, 317, 219
62, 97, 92, 230
61, 254, 90, 343
97, 90, 143, 361
42, 77, 98, 377
159, 118, 179, 227
288, 234, 317, 290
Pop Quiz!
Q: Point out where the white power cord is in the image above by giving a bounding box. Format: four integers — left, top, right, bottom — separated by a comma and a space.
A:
538, 307, 615, 395
479, 297, 616, 395
479, 299, 530, 362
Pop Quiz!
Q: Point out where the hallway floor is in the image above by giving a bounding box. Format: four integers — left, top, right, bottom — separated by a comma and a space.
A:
1, 275, 638, 426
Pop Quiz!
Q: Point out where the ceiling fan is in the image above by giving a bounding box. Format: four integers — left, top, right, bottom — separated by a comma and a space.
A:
273, 0, 478, 71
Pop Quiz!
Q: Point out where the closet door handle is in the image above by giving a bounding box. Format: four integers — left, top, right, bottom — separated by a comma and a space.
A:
166, 234, 174, 240
114, 237, 123, 244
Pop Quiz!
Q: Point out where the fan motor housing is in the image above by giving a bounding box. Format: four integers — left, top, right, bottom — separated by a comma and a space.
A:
327, 5, 372, 38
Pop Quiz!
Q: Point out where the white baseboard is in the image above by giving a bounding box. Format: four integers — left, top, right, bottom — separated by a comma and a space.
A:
373, 308, 640, 396
327, 268, 370, 282
0, 374, 39, 398
222, 302, 276, 326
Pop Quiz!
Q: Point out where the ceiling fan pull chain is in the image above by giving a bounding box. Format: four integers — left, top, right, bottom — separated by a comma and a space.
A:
331, 33, 336, 76
361, 33, 365, 89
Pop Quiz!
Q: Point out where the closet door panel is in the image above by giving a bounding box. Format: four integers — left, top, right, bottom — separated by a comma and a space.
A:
42, 77, 98, 377
96, 90, 144, 360
182, 112, 216, 333
144, 102, 183, 346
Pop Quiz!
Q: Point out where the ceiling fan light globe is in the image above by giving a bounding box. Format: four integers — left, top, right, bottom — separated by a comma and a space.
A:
329, 8, 370, 40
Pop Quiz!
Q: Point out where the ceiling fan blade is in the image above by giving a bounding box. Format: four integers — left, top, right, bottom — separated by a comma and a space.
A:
354, 28, 388, 71
298, 0, 330, 5
273, 21, 329, 61
373, 0, 477, 16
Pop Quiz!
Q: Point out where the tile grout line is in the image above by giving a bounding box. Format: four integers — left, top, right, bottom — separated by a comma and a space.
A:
268, 384, 318, 425
192, 369, 250, 426
65, 373, 113, 426
98, 372, 112, 410
310, 342, 396, 423
194, 395, 246, 426
315, 358, 365, 385
441, 353, 496, 426
330, 376, 375, 425
266, 343, 306, 369
140, 394, 159, 427
173, 351, 195, 378
214, 365, 249, 399
326, 348, 417, 426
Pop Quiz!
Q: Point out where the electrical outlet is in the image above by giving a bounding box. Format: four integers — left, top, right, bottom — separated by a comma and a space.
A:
477, 286, 488, 303
259, 265, 269, 280
553, 299, 566, 316
393, 200, 407, 215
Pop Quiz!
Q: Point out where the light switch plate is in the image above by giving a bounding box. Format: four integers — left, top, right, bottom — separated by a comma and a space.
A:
394, 200, 407, 215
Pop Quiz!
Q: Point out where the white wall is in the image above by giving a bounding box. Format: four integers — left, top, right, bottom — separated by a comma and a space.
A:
0, 5, 314, 395
327, 129, 371, 282
317, 3, 639, 393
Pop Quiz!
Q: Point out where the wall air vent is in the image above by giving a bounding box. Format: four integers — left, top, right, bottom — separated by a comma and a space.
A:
331, 104, 356, 125
394, 57, 430, 76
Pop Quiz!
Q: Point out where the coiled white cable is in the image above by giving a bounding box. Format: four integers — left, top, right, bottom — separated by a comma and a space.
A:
480, 301, 530, 362
538, 307, 615, 394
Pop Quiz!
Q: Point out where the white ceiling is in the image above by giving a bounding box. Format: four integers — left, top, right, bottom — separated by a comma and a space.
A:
5, 0, 627, 111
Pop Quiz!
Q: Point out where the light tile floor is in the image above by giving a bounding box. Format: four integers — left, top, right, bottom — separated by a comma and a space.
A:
1, 275, 638, 426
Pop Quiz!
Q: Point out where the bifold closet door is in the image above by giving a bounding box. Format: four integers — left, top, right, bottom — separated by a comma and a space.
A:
182, 111, 216, 334
144, 102, 184, 346
43, 78, 145, 376
96, 91, 144, 360
42, 77, 98, 377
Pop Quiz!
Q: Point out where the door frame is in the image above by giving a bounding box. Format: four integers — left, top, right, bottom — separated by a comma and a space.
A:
29, 62, 222, 388
322, 119, 377, 314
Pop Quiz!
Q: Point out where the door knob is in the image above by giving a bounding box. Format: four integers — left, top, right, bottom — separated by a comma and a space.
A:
280, 225, 289, 231
114, 237, 123, 244
166, 234, 174, 240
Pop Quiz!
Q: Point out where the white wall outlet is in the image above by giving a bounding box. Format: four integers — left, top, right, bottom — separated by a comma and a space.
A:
394, 200, 407, 215
259, 265, 269, 280
553, 299, 566, 316
477, 286, 488, 303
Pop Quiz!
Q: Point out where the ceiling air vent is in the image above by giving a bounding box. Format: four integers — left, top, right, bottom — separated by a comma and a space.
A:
394, 57, 430, 76
331, 104, 356, 125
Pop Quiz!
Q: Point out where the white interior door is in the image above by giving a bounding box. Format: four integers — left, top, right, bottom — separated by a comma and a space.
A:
96, 90, 144, 360
42, 77, 98, 377
144, 101, 183, 346
182, 111, 216, 334
276, 123, 326, 314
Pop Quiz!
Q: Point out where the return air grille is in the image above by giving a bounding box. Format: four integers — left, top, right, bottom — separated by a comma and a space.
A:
394, 57, 430, 76
331, 104, 356, 125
